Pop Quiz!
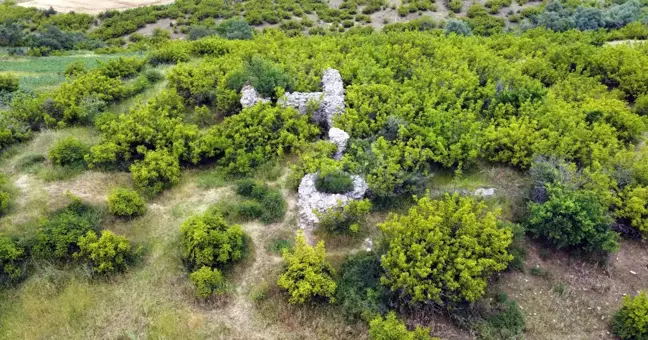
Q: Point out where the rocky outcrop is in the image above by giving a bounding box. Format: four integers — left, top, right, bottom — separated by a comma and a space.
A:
297, 173, 368, 238
240, 84, 270, 108
279, 92, 323, 115
328, 127, 349, 160
473, 188, 496, 197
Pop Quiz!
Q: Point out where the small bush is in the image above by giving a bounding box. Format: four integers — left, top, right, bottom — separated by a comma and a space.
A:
0, 191, 10, 215
130, 149, 180, 196
369, 312, 435, 340
34, 196, 102, 260
476, 293, 526, 339
337, 253, 389, 321
0, 233, 26, 283
445, 19, 472, 36
107, 188, 146, 218
75, 230, 136, 275
64, 62, 87, 77
48, 137, 89, 168
216, 19, 253, 40
612, 292, 648, 340
144, 69, 164, 83
0, 74, 19, 93
235, 200, 264, 221
235, 180, 286, 224
180, 209, 246, 270
190, 266, 227, 298
317, 199, 372, 233
315, 171, 354, 194
225, 57, 293, 98
278, 231, 336, 304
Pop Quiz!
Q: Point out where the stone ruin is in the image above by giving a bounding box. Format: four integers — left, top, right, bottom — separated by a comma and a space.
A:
239, 68, 368, 242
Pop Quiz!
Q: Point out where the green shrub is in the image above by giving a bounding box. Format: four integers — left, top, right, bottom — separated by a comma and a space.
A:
445, 19, 472, 36
144, 69, 164, 83
64, 62, 87, 77
315, 171, 354, 194
180, 209, 245, 270
317, 199, 372, 233
190, 266, 227, 298
0, 191, 10, 215
617, 186, 648, 237
148, 43, 190, 66
0, 233, 26, 283
75, 230, 136, 275
234, 200, 264, 221
0, 74, 19, 93
336, 253, 388, 321
34, 196, 102, 260
277, 231, 336, 304
369, 312, 435, 340
634, 94, 648, 116
235, 180, 286, 224
97, 57, 145, 79
225, 56, 293, 98
476, 293, 526, 339
130, 149, 181, 196
216, 19, 253, 40
107, 187, 146, 217
380, 194, 513, 304
612, 292, 648, 340
48, 137, 89, 168
526, 184, 618, 254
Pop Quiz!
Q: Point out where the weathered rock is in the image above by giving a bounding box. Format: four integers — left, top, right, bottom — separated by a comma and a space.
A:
279, 92, 323, 114
363, 238, 373, 252
297, 173, 368, 242
328, 127, 349, 160
317, 68, 345, 128
474, 188, 496, 197
240, 84, 270, 108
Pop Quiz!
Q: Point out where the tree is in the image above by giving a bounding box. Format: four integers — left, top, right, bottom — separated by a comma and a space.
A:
180, 209, 245, 270
612, 291, 648, 340
573, 6, 604, 31
369, 312, 436, 340
277, 231, 337, 304
379, 194, 513, 304
526, 185, 618, 254
75, 230, 136, 275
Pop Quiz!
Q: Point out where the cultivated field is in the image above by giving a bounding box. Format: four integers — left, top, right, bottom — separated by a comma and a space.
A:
17, 0, 175, 14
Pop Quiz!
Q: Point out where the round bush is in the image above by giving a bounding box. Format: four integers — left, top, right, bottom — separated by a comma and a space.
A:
612, 292, 648, 339
107, 188, 146, 217
129, 149, 180, 196
190, 266, 226, 298
445, 19, 472, 36
0, 73, 19, 93
315, 171, 354, 194
75, 230, 136, 275
215, 19, 253, 40
49, 137, 89, 168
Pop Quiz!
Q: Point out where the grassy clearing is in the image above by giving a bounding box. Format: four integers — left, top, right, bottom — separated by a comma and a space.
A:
0, 52, 142, 92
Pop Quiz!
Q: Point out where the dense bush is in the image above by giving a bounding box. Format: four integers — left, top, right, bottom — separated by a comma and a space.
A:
190, 266, 227, 298
315, 171, 354, 194
369, 312, 435, 340
75, 230, 137, 275
277, 231, 336, 304
216, 19, 253, 40
476, 292, 526, 339
107, 187, 146, 217
0, 191, 10, 216
180, 209, 245, 270
0, 74, 19, 93
336, 253, 388, 321
612, 291, 648, 340
225, 57, 293, 98
34, 196, 102, 260
0, 233, 26, 283
445, 20, 472, 36
130, 149, 181, 196
48, 137, 89, 168
526, 184, 618, 254
317, 199, 372, 233
235, 179, 287, 223
380, 194, 513, 304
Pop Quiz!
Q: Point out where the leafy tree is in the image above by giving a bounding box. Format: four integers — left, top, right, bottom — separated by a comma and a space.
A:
379, 194, 513, 304
526, 184, 618, 254
277, 231, 336, 304
48, 137, 89, 168
130, 149, 181, 196
75, 230, 136, 275
444, 20, 472, 36
190, 266, 227, 298
612, 291, 648, 340
107, 187, 146, 218
369, 312, 435, 340
0, 233, 25, 283
180, 209, 245, 270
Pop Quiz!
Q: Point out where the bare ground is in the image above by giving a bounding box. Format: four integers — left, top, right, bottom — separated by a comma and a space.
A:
17, 0, 176, 14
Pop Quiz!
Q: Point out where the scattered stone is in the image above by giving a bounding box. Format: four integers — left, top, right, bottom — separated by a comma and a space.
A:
279, 92, 323, 114
328, 127, 349, 160
630, 270, 637, 275
240, 84, 270, 108
474, 187, 496, 197
363, 238, 373, 252
297, 173, 368, 242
